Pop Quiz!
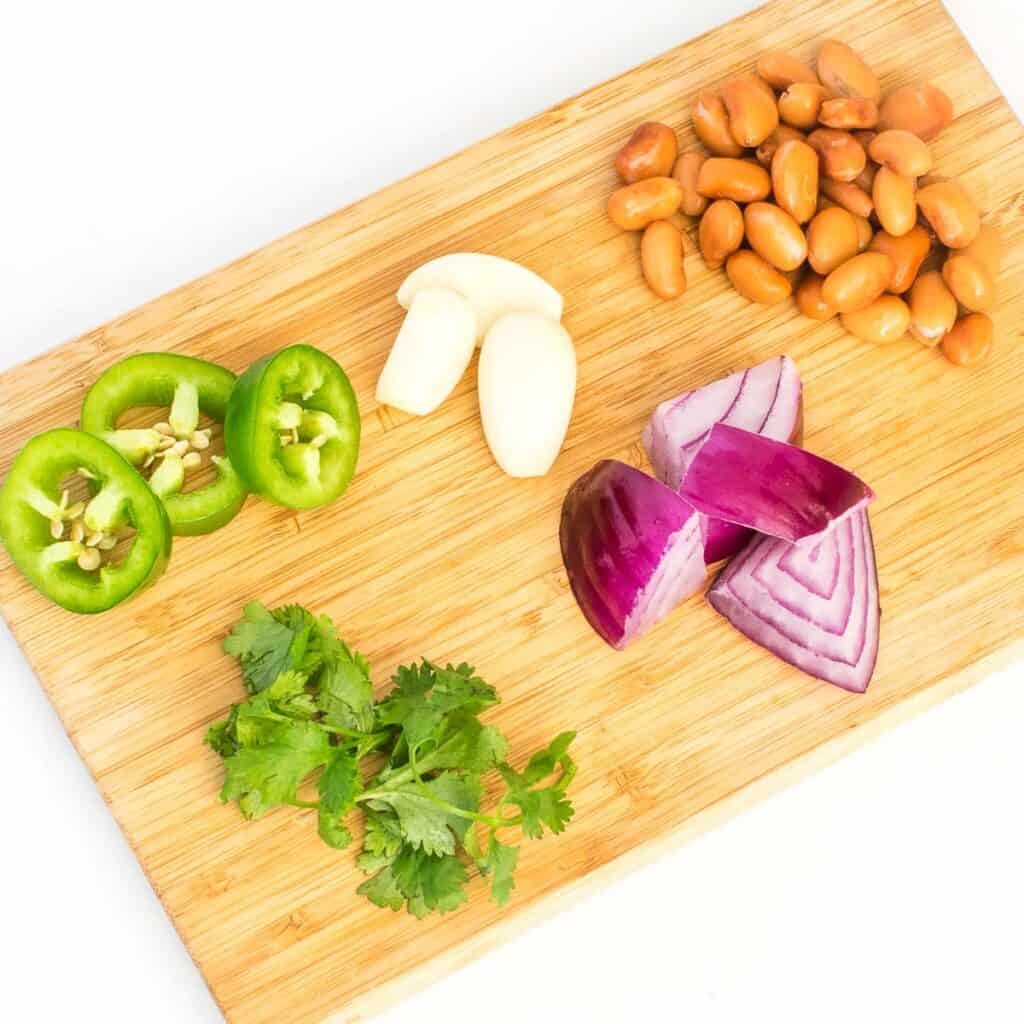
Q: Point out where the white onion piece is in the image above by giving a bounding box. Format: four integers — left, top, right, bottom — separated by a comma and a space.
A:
375, 287, 477, 415
478, 312, 576, 477
708, 509, 880, 692
397, 253, 563, 344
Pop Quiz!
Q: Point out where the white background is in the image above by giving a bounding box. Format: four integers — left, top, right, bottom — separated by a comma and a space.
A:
2, 2, 1022, 1021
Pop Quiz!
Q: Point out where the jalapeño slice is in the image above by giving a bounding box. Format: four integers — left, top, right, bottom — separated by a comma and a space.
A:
0, 429, 171, 614
80, 353, 247, 535
224, 345, 360, 510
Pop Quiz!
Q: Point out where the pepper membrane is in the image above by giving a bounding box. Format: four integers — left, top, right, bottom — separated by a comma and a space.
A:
0, 429, 171, 613
225, 345, 360, 509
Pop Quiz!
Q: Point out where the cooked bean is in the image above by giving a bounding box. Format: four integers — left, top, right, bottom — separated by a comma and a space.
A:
756, 124, 805, 166
817, 40, 881, 102
908, 270, 958, 346
853, 214, 874, 252
672, 152, 708, 217
822, 252, 893, 312
942, 253, 996, 312
608, 177, 683, 230
641, 220, 687, 300
878, 82, 953, 141
771, 138, 818, 223
796, 272, 838, 320
757, 51, 819, 90
725, 250, 793, 304
807, 207, 860, 275
744, 202, 808, 271
917, 179, 980, 248
722, 74, 780, 147
868, 225, 931, 293
807, 128, 866, 182
959, 224, 1002, 279
841, 295, 911, 343
692, 90, 744, 157
868, 129, 933, 176
819, 97, 879, 130
778, 83, 829, 128
615, 122, 678, 183
697, 158, 772, 202
699, 199, 745, 267
942, 313, 994, 366
819, 183, 872, 222
873, 166, 917, 237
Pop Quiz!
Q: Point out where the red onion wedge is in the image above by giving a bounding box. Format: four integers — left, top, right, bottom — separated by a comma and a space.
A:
708, 509, 880, 692
641, 356, 803, 562
560, 460, 706, 650
680, 424, 874, 544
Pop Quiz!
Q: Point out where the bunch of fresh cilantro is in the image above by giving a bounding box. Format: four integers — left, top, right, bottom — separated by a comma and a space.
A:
206, 602, 577, 918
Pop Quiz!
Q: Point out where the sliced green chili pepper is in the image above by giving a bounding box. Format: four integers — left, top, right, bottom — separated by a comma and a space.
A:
0, 429, 171, 614
224, 345, 360, 510
80, 353, 248, 536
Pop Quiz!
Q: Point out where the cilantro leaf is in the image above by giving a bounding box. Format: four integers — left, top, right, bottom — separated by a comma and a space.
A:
318, 811, 352, 850
316, 619, 375, 733
485, 838, 519, 906
223, 602, 319, 694
318, 751, 361, 815
377, 661, 500, 759
357, 865, 405, 911
367, 772, 481, 856
220, 720, 333, 817
392, 847, 469, 919
499, 732, 577, 839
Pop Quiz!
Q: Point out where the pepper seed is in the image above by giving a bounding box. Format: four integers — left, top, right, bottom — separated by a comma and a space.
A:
143, 454, 156, 469
98, 535, 118, 551
70, 520, 85, 544
154, 422, 173, 436
77, 548, 102, 572
158, 436, 176, 451
190, 431, 210, 451
182, 451, 202, 470
85, 531, 105, 548
50, 519, 65, 540
171, 439, 190, 457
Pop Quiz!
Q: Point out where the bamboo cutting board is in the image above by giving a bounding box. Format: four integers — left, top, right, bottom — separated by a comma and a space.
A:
2, 1, 1023, 1020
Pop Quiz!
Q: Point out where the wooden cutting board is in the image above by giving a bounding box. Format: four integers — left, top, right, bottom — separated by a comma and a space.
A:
2, 0, 1023, 1020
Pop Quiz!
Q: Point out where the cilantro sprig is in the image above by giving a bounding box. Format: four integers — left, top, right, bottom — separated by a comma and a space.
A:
207, 601, 578, 918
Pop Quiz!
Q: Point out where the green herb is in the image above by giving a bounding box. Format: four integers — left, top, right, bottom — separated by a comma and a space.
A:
207, 601, 578, 918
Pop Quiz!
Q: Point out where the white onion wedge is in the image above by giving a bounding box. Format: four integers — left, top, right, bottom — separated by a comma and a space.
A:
478, 312, 576, 477
398, 253, 563, 344
375, 288, 477, 415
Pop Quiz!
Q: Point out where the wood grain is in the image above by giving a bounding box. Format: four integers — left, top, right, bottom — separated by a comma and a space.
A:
2, 1, 1023, 1021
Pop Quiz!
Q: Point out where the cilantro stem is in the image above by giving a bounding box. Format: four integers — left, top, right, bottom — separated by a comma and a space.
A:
289, 799, 320, 810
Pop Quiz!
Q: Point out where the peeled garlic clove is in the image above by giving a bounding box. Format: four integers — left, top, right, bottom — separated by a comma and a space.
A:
376, 287, 477, 415
478, 312, 576, 478
397, 253, 563, 344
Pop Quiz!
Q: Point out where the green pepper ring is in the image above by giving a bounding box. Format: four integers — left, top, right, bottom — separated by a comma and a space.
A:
225, 345, 360, 510
0, 429, 172, 614
80, 353, 248, 536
